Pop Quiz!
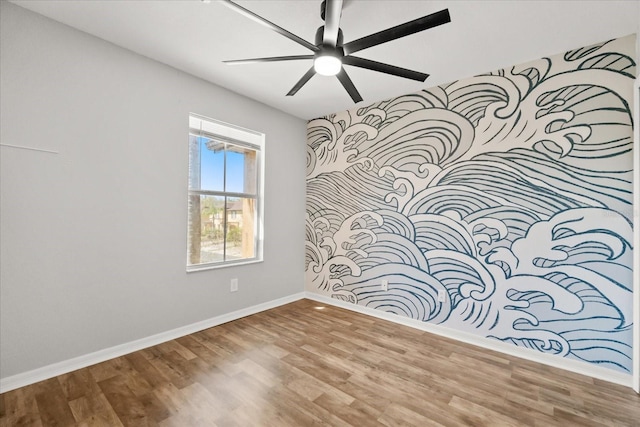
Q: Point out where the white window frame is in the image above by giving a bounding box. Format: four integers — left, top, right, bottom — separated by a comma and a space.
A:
187, 114, 264, 272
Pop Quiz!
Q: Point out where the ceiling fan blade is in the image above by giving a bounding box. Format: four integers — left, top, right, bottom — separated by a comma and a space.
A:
224, 55, 314, 65
220, 0, 318, 52
342, 56, 429, 81
287, 67, 317, 96
336, 68, 363, 103
342, 9, 450, 55
323, 0, 344, 47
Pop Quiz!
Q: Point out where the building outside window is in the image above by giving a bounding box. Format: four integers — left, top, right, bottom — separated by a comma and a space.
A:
187, 114, 264, 270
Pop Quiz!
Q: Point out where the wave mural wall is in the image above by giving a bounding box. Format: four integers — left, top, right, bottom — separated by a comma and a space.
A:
305, 34, 636, 374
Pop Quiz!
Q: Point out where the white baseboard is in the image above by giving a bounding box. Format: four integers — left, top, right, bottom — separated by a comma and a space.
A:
2, 290, 632, 393
0, 292, 306, 393
304, 292, 633, 389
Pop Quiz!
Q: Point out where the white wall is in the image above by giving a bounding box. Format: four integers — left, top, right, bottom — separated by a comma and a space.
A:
0, 2, 306, 380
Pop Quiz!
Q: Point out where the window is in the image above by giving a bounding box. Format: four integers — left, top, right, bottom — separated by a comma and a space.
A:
187, 114, 264, 270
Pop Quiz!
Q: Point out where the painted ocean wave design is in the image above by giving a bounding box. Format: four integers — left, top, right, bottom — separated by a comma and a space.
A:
305, 35, 635, 372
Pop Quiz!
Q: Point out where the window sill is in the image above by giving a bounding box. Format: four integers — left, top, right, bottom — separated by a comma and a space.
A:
186, 258, 263, 273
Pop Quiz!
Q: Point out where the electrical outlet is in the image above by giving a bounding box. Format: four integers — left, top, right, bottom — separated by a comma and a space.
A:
230, 278, 238, 292
381, 279, 388, 291
438, 289, 446, 302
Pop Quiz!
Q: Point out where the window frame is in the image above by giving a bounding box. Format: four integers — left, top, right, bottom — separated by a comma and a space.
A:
186, 114, 265, 272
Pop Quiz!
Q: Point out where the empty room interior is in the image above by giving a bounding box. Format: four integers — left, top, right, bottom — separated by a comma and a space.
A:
1, 0, 640, 425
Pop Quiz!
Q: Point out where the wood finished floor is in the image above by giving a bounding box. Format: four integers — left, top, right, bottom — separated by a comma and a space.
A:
1, 299, 639, 427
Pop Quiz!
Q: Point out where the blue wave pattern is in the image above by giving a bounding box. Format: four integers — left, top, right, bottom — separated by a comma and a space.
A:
305, 35, 636, 372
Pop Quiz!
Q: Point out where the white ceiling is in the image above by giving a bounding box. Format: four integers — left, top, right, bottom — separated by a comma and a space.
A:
10, 0, 640, 120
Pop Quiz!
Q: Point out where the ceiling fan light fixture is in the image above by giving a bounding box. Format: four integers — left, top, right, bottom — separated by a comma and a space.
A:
314, 54, 341, 76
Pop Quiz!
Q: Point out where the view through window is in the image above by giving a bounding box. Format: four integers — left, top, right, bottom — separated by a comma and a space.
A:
187, 114, 263, 270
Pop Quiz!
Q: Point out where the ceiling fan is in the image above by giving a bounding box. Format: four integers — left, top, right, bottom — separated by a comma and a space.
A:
220, 0, 451, 103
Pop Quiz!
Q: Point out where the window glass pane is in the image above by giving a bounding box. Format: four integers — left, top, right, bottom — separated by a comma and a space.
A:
225, 197, 256, 261
226, 144, 257, 194
199, 136, 224, 192
187, 194, 225, 265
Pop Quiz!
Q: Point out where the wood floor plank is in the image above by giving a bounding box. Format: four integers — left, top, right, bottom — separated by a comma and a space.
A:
142, 350, 194, 390
377, 402, 443, 427
97, 375, 153, 427
33, 378, 76, 427
123, 352, 167, 389
57, 369, 94, 402
0, 386, 43, 427
67, 387, 125, 427
448, 395, 523, 427
314, 392, 386, 427
2, 299, 640, 426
